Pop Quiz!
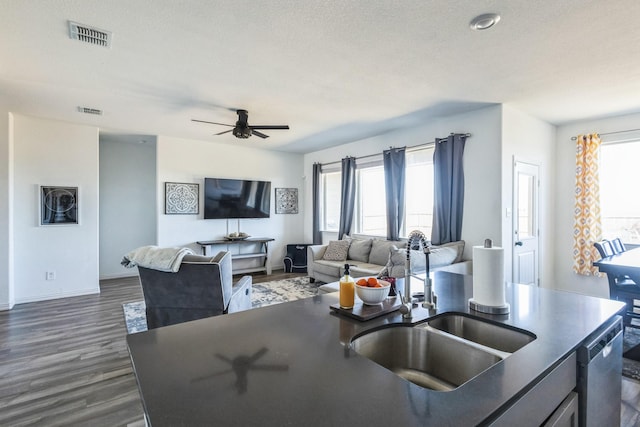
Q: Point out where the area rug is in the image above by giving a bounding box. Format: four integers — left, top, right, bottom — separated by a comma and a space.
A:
122, 276, 319, 334
623, 326, 640, 381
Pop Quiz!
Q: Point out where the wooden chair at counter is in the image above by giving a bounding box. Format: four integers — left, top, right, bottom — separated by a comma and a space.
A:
594, 239, 640, 328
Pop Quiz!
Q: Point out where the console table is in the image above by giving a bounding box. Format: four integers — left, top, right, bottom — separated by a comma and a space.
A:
196, 237, 274, 275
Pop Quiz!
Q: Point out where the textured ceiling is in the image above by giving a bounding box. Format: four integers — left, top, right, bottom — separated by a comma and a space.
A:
1, 0, 639, 153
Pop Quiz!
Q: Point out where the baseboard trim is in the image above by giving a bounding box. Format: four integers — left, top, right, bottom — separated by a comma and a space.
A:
100, 271, 138, 280
0, 301, 15, 311
15, 287, 100, 305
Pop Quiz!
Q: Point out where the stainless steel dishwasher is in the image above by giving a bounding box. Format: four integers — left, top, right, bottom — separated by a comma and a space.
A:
576, 315, 623, 427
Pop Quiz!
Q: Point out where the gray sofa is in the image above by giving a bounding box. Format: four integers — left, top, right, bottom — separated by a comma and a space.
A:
308, 237, 471, 290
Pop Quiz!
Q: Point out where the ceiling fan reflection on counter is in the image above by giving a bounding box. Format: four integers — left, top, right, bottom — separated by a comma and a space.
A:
192, 109, 289, 139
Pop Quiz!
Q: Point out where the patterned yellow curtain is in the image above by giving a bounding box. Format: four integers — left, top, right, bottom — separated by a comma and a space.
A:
572, 133, 602, 275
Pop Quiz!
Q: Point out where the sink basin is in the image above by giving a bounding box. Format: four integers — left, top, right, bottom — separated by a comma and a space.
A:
426, 313, 536, 353
350, 325, 504, 391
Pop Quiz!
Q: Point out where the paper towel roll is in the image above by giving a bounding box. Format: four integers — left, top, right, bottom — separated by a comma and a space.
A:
472, 245, 506, 307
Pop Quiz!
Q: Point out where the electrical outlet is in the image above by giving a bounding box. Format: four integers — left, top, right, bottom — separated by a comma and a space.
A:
46, 271, 56, 281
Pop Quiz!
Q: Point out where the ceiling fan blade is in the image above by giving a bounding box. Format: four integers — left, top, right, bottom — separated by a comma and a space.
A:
192, 119, 234, 127
252, 130, 270, 139
250, 125, 290, 130
215, 129, 234, 136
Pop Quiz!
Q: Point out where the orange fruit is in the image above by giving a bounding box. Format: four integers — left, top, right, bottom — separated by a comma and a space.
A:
367, 277, 378, 287
356, 278, 367, 286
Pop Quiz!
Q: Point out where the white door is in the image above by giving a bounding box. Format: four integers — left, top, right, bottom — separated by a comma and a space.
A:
512, 160, 539, 286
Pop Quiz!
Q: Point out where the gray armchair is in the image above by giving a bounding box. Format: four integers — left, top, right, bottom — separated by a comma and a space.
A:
137, 251, 252, 329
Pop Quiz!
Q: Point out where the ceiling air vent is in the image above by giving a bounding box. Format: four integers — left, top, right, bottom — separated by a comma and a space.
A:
77, 106, 103, 115
68, 21, 112, 48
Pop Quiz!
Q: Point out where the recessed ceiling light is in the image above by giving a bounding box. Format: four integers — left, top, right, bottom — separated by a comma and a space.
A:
470, 13, 501, 31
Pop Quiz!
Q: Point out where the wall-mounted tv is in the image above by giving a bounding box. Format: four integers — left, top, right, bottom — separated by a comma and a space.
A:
204, 177, 271, 219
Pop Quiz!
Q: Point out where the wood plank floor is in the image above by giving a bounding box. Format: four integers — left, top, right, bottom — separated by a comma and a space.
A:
1, 272, 640, 426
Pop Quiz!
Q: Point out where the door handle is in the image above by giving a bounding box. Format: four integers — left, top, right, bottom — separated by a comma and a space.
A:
515, 241, 523, 246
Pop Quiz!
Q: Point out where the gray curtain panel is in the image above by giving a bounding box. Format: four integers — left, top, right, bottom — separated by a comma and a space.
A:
383, 147, 406, 241
338, 156, 356, 240
312, 163, 322, 244
431, 134, 467, 245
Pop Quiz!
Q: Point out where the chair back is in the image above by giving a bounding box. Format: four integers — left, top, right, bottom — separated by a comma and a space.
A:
594, 240, 615, 259
137, 251, 233, 329
612, 238, 626, 254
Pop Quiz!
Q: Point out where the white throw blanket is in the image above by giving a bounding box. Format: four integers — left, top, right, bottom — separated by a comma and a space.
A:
121, 245, 194, 273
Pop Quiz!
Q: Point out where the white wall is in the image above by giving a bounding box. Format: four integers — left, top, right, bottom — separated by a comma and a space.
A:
302, 105, 504, 261
99, 138, 157, 279
0, 110, 14, 309
501, 104, 556, 288
555, 111, 640, 297
156, 135, 306, 270
13, 115, 100, 303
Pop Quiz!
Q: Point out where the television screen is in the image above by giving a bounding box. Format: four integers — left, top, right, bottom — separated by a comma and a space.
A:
204, 178, 271, 219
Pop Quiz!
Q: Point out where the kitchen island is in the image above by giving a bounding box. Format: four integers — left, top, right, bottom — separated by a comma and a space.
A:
127, 272, 624, 426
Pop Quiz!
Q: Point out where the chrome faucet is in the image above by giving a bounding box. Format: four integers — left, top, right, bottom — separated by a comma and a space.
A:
404, 230, 436, 314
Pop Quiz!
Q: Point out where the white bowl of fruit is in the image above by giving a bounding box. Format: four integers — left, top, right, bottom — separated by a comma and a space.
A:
355, 277, 391, 305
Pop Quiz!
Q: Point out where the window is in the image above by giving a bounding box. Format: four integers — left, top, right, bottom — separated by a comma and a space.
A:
404, 148, 434, 237
356, 163, 386, 235
321, 170, 341, 232
320, 147, 435, 238
600, 139, 640, 244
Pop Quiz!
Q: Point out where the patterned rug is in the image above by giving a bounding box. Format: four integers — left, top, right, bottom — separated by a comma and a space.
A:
122, 276, 319, 334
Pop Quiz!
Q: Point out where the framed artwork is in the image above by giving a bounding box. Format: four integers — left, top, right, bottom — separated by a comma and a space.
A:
165, 182, 199, 214
275, 188, 298, 214
40, 186, 79, 225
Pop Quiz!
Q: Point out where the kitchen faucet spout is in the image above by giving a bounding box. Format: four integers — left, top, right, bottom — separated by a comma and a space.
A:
405, 230, 436, 311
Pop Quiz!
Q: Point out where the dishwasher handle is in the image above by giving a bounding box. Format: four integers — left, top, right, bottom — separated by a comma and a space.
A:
577, 316, 622, 364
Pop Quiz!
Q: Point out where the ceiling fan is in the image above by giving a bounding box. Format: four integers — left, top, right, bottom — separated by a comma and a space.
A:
192, 109, 289, 139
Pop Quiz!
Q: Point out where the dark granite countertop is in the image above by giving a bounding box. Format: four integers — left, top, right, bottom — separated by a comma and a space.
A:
127, 272, 624, 426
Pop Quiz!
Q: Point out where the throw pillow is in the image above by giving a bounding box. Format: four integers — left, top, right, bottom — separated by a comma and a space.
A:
322, 240, 350, 261
380, 246, 406, 278
369, 239, 406, 266
348, 238, 373, 263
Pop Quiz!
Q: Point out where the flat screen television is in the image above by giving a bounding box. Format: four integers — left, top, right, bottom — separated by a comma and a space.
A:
204, 177, 271, 219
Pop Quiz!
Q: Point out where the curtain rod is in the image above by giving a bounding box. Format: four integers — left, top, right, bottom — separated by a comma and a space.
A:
570, 128, 640, 141
317, 133, 471, 168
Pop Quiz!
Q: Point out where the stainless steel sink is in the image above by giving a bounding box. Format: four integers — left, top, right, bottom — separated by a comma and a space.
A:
350, 314, 536, 391
350, 325, 504, 391
426, 313, 536, 353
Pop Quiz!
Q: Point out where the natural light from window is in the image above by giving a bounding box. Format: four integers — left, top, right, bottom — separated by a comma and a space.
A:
321, 147, 435, 238
600, 140, 640, 244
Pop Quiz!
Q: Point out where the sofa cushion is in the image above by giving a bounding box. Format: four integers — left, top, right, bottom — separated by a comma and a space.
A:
430, 240, 465, 267
313, 259, 344, 277
381, 240, 466, 277
322, 240, 350, 261
368, 239, 405, 266
382, 247, 406, 278
348, 238, 373, 263
344, 262, 384, 278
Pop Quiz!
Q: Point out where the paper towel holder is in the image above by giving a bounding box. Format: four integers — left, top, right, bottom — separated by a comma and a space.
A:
469, 299, 510, 315
469, 238, 510, 315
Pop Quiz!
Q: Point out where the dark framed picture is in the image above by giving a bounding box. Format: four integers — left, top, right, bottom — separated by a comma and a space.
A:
40, 186, 79, 225
275, 188, 298, 214
165, 182, 199, 214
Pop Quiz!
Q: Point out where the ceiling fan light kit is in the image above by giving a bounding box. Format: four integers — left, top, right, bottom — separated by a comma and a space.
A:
192, 109, 289, 140
469, 13, 501, 31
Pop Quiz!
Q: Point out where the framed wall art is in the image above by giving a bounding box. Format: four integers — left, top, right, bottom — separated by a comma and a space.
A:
275, 188, 298, 214
165, 182, 199, 215
40, 186, 79, 225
